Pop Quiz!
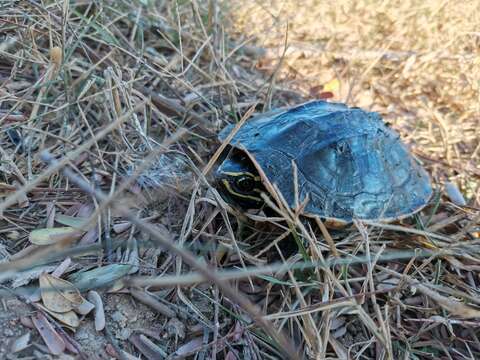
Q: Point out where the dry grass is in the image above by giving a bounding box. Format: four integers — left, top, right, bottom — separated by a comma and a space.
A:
0, 0, 479, 359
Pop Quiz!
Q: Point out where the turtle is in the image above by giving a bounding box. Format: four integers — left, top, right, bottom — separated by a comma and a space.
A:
214, 100, 432, 224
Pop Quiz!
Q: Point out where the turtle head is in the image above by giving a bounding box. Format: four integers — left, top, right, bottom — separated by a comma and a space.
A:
215, 151, 265, 209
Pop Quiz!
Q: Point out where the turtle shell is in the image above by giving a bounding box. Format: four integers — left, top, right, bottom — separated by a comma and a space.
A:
218, 101, 432, 222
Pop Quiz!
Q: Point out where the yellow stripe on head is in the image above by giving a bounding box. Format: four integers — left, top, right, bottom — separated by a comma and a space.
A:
222, 180, 263, 202
222, 171, 261, 181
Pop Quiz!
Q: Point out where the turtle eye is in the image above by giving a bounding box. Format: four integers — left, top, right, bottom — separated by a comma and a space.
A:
235, 176, 255, 193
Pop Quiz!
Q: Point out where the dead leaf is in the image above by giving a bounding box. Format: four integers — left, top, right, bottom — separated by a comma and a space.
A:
113, 221, 132, 233
31, 312, 65, 355
55, 214, 90, 229
28, 288, 42, 303
79, 227, 99, 245
77, 203, 94, 218
51, 258, 71, 278
87, 290, 105, 331
107, 279, 126, 293
68, 264, 133, 292
36, 303, 80, 328
175, 337, 203, 356
29, 227, 83, 245
39, 273, 83, 313
323, 78, 340, 93
74, 298, 95, 315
